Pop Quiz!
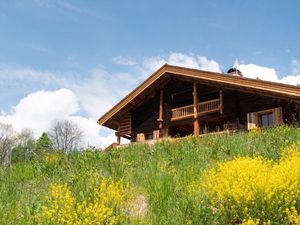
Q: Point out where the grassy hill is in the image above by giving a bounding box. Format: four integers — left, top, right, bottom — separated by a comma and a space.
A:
1, 125, 300, 224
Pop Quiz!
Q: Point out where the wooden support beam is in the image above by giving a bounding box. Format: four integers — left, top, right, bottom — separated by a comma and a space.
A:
193, 82, 199, 136
116, 126, 121, 145
116, 135, 121, 145
220, 89, 223, 114
158, 89, 164, 129
164, 103, 170, 137
296, 104, 300, 122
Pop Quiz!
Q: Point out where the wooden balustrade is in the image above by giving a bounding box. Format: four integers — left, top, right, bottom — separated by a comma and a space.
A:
171, 104, 194, 120
171, 98, 221, 121
198, 99, 220, 114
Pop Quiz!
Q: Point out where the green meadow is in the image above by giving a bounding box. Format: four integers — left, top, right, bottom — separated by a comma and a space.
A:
1, 125, 300, 224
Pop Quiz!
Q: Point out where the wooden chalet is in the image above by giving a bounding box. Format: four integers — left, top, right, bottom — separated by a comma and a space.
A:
98, 64, 300, 145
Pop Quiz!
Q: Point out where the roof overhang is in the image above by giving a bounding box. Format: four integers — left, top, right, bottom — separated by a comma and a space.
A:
98, 64, 300, 130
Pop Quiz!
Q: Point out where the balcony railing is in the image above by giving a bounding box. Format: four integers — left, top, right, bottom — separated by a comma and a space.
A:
171, 98, 221, 121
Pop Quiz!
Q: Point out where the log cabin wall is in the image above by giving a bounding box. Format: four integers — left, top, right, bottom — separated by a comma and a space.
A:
99, 64, 300, 144
131, 78, 224, 140
131, 78, 193, 140
282, 102, 298, 124
166, 82, 221, 135
162, 78, 193, 130
222, 90, 298, 127
131, 93, 159, 141
223, 91, 278, 126
164, 78, 193, 107
130, 77, 300, 141
222, 91, 239, 122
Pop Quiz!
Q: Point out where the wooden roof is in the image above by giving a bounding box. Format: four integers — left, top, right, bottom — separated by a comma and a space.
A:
98, 64, 300, 130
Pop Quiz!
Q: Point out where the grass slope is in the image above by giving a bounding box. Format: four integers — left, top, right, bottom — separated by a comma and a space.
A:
0, 126, 300, 224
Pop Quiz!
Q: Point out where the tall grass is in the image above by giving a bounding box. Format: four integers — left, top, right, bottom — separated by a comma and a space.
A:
0, 125, 300, 224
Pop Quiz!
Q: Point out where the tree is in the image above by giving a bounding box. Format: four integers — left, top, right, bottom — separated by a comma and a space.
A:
36, 132, 52, 152
48, 120, 83, 153
12, 128, 36, 162
0, 123, 16, 166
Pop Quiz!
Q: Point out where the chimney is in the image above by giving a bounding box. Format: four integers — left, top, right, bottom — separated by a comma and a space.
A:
227, 59, 243, 77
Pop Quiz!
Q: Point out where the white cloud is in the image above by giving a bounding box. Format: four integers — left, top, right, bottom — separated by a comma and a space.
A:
71, 68, 136, 120
237, 64, 278, 81
0, 89, 78, 133
0, 65, 132, 122
113, 56, 137, 66
69, 116, 116, 148
141, 52, 222, 75
197, 56, 221, 73
0, 65, 132, 148
0, 89, 114, 149
0, 109, 6, 116
0, 66, 51, 82
291, 60, 300, 75
0, 65, 75, 87
168, 53, 200, 69
141, 56, 167, 76
237, 62, 300, 86
279, 75, 300, 86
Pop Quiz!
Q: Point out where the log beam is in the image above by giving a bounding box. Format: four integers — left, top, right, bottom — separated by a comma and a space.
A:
116, 125, 121, 145
158, 90, 164, 129
116, 135, 121, 145
193, 82, 199, 136
220, 89, 223, 114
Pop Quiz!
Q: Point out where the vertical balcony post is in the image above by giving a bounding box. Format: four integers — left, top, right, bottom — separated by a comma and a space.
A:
116, 135, 121, 145
220, 89, 223, 114
158, 90, 164, 129
116, 124, 121, 145
298, 104, 300, 122
193, 82, 199, 136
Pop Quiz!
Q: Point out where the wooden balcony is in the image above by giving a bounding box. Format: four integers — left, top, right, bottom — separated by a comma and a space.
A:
171, 98, 221, 121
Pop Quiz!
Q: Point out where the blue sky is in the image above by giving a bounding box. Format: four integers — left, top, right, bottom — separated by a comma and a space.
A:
1, 0, 300, 147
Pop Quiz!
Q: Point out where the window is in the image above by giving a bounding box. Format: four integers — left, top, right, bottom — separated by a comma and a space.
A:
247, 107, 282, 130
259, 111, 273, 128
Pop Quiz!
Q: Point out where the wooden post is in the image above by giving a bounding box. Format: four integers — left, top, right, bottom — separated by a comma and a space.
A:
116, 125, 121, 145
296, 104, 300, 123
220, 89, 223, 114
158, 90, 164, 129
163, 103, 169, 137
298, 105, 300, 123
193, 82, 199, 136
116, 135, 121, 145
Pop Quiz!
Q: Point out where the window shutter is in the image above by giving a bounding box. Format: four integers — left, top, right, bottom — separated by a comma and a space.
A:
247, 112, 258, 130
273, 107, 283, 125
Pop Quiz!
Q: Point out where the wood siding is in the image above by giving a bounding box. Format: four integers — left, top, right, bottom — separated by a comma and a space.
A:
128, 78, 299, 141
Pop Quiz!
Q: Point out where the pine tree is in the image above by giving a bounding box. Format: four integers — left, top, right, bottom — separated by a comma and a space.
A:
36, 132, 52, 152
